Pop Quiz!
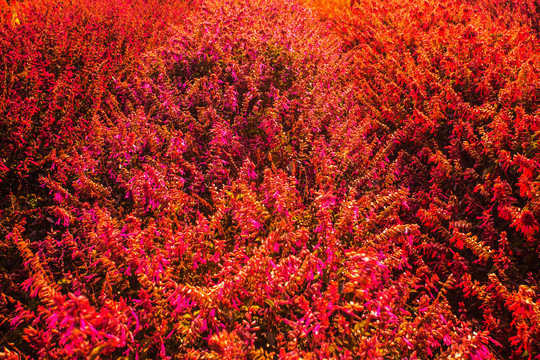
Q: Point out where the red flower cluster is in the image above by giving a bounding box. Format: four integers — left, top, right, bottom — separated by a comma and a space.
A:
0, 0, 539, 358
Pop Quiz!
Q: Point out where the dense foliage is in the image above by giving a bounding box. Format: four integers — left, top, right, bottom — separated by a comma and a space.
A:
1, 0, 539, 358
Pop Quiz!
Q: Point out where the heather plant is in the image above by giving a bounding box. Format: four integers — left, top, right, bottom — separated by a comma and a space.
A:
329, 0, 540, 357
1, 0, 540, 358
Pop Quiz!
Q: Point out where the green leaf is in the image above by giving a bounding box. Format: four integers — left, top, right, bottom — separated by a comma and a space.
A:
89, 344, 107, 360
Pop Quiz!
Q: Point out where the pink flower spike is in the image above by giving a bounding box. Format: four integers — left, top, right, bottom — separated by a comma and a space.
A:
130, 308, 141, 332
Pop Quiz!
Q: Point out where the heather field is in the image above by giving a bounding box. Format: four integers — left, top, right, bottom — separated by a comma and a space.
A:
1, 0, 540, 358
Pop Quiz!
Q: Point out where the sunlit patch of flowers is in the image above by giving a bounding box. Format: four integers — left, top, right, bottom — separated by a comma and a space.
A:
1, 0, 540, 358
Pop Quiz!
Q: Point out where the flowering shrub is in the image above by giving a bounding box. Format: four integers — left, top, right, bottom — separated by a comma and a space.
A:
0, 0, 539, 358
330, 0, 540, 358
